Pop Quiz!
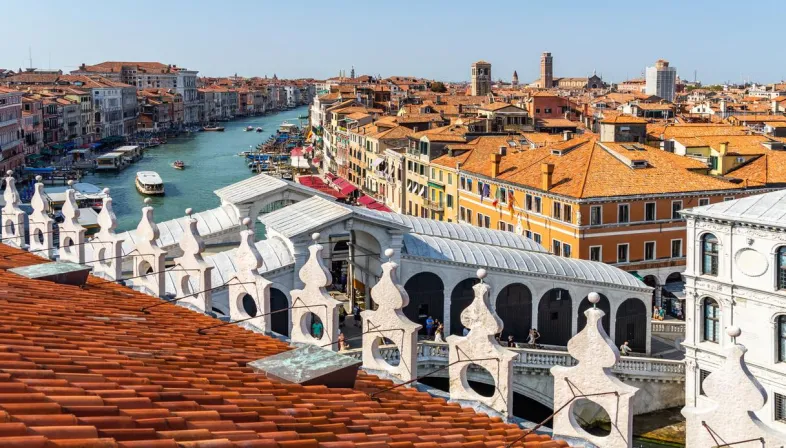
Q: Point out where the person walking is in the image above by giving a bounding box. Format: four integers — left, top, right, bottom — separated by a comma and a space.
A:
507, 335, 515, 347
425, 316, 435, 339
353, 305, 361, 328
620, 341, 632, 356
435, 320, 444, 342
312, 319, 323, 339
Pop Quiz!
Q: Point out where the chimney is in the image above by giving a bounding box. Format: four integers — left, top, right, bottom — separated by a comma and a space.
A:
490, 153, 502, 178
563, 130, 573, 141
719, 142, 729, 156
541, 163, 555, 191
498, 145, 507, 156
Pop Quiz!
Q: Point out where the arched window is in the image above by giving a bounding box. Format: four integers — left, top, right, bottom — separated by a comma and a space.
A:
778, 247, 786, 290
778, 315, 786, 362
703, 298, 720, 343
701, 234, 719, 276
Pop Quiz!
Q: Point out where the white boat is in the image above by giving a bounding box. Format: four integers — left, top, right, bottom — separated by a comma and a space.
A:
135, 171, 165, 196
255, 127, 263, 132
245, 126, 254, 132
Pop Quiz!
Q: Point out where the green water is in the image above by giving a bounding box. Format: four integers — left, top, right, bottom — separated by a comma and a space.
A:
83, 105, 309, 231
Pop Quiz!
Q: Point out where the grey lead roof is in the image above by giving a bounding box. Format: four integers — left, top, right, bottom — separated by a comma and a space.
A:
403, 234, 646, 289
682, 189, 786, 229
214, 174, 335, 205
258, 197, 353, 238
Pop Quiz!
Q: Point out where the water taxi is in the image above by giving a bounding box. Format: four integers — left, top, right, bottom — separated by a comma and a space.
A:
203, 125, 225, 132
135, 171, 165, 196
255, 127, 264, 133
245, 126, 254, 132
278, 121, 298, 134
172, 160, 185, 170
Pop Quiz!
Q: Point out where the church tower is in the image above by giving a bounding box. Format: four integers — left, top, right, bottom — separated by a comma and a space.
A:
512, 70, 519, 86
471, 60, 492, 96
350, 66, 355, 79
540, 52, 553, 88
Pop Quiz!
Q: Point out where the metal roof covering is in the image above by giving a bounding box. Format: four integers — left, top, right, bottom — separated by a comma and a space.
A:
214, 174, 335, 205
164, 236, 294, 294
403, 233, 647, 289
118, 204, 240, 253
681, 189, 786, 229
259, 196, 354, 239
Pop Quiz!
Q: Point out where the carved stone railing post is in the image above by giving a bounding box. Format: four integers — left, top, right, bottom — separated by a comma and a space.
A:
361, 248, 422, 382
58, 180, 86, 264
2, 171, 26, 249
551, 292, 638, 448
130, 198, 166, 297
446, 269, 516, 416
228, 217, 272, 331
29, 176, 54, 258
88, 188, 124, 280
173, 208, 213, 313
289, 232, 342, 350
682, 326, 786, 446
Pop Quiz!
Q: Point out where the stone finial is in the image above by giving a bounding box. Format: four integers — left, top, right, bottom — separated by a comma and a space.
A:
682, 328, 786, 446
28, 176, 54, 258
2, 172, 26, 249
88, 188, 124, 280
551, 298, 638, 448
173, 210, 213, 313
58, 183, 86, 264
289, 235, 342, 350
228, 217, 273, 331
361, 248, 422, 381
446, 274, 516, 416
129, 200, 166, 297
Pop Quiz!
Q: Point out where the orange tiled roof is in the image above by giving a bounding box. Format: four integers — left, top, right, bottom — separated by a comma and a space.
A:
646, 123, 748, 139
728, 151, 786, 186
600, 115, 647, 124
0, 245, 566, 448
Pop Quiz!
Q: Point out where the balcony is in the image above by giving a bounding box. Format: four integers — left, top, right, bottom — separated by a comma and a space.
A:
0, 118, 19, 129
425, 199, 444, 212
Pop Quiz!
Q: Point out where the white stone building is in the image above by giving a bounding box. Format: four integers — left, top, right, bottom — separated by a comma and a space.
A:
645, 59, 677, 102
682, 189, 786, 430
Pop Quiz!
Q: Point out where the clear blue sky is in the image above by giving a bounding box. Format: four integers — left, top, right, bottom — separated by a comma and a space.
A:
3, 0, 784, 85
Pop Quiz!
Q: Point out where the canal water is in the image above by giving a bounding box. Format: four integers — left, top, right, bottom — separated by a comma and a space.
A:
83, 105, 309, 231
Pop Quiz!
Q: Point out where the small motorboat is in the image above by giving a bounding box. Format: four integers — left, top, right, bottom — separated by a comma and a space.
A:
245, 126, 254, 132
237, 151, 253, 157
255, 127, 263, 133
172, 160, 185, 170
203, 125, 225, 132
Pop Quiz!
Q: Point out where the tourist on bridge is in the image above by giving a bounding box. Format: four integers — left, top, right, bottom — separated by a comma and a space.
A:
620, 341, 632, 356
435, 320, 444, 342
425, 316, 435, 338
312, 319, 323, 339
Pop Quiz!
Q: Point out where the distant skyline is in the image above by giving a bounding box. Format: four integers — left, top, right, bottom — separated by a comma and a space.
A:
3, 0, 786, 85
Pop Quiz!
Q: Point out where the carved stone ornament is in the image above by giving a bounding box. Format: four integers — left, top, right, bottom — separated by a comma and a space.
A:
361, 248, 422, 382
58, 180, 86, 264
173, 208, 214, 313
551, 292, 638, 448
2, 171, 27, 249
130, 198, 166, 297
88, 188, 124, 280
228, 217, 273, 332
289, 233, 342, 350
682, 327, 786, 447
446, 269, 517, 416
28, 176, 54, 258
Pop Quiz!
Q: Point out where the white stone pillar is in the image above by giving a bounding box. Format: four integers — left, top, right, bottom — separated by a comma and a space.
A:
2, 172, 26, 250
130, 198, 166, 297
361, 248, 422, 382
28, 176, 54, 259
289, 232, 342, 350
682, 327, 786, 446
88, 188, 123, 280
447, 269, 516, 416
173, 208, 214, 313
443, 290, 452, 336
551, 292, 638, 448
228, 217, 273, 332
58, 180, 86, 264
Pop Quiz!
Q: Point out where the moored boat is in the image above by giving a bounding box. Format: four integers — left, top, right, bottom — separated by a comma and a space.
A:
135, 171, 165, 196
203, 125, 225, 132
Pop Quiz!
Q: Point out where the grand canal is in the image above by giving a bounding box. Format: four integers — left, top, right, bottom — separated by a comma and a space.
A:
83, 105, 309, 231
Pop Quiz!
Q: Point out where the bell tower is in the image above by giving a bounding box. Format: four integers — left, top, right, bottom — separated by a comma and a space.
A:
471, 60, 492, 96
540, 52, 553, 88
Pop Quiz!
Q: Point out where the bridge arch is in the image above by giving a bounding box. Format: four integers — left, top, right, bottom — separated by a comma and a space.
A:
496, 283, 532, 342
403, 272, 444, 333
450, 278, 480, 336
270, 287, 290, 337
615, 298, 648, 352
537, 288, 572, 346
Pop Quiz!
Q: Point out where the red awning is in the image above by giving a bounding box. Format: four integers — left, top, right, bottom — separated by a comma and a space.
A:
304, 145, 314, 153
357, 195, 375, 206
298, 175, 348, 199
290, 147, 303, 157
339, 184, 357, 195
325, 172, 337, 181
356, 194, 391, 211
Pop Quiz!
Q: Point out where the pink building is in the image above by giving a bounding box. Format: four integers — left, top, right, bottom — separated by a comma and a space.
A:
0, 87, 24, 172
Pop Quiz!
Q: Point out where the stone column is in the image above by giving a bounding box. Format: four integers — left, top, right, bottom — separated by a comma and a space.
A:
228, 217, 272, 332
130, 198, 166, 297
28, 176, 54, 259
58, 180, 86, 264
88, 188, 124, 280
174, 209, 214, 313
2, 171, 26, 250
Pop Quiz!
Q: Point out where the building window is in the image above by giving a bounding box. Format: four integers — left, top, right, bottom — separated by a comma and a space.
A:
447, 195, 453, 208
724, 196, 735, 202
779, 247, 786, 290
507, 223, 514, 232
525, 194, 533, 210
499, 187, 507, 204
563, 204, 572, 223
671, 239, 683, 258
776, 393, 786, 422
645, 242, 656, 261
778, 316, 786, 363
671, 200, 683, 219
466, 178, 473, 192
533, 233, 542, 244
431, 168, 435, 178
534, 197, 542, 213
544, 108, 552, 114
484, 215, 490, 228
618, 204, 629, 223
590, 246, 602, 262
553, 202, 561, 220
702, 233, 719, 276
699, 198, 710, 207
703, 298, 720, 343
459, 206, 466, 222
460, 176, 466, 190
552, 240, 562, 256
525, 230, 532, 239
448, 173, 452, 185
590, 206, 602, 225
477, 181, 484, 195
645, 202, 656, 221
477, 213, 482, 227
563, 243, 572, 258
617, 244, 629, 263
699, 369, 711, 396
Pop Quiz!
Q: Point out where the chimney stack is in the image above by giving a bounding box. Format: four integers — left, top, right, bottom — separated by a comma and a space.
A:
719, 142, 729, 156
490, 154, 502, 178
541, 163, 555, 191
563, 130, 573, 141
498, 145, 507, 156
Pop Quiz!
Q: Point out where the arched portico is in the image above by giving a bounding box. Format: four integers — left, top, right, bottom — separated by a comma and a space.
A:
537, 288, 572, 346
496, 283, 532, 342
403, 272, 444, 333
270, 287, 290, 336
615, 298, 648, 352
